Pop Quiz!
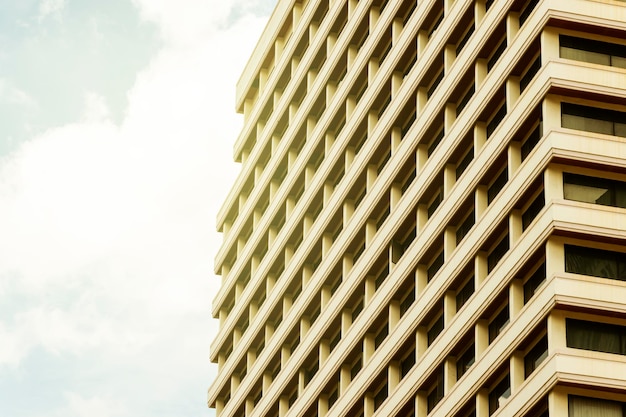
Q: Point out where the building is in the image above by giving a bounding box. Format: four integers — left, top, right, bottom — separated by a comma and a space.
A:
208, 0, 626, 416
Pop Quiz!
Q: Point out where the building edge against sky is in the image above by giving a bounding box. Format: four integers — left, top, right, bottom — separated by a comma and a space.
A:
209, 0, 626, 416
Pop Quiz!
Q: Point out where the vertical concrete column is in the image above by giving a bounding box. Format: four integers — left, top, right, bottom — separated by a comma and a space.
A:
548, 387, 569, 417
283, 296, 293, 319
391, 126, 402, 155
365, 276, 376, 304
389, 361, 401, 391
510, 352, 524, 394
321, 285, 332, 309
476, 389, 489, 417
417, 31, 428, 56
475, 185, 488, 219
309, 22, 319, 41
219, 309, 228, 327
416, 326, 428, 358
475, 320, 489, 357
343, 199, 355, 226
235, 282, 245, 302
444, 164, 456, 197
547, 310, 566, 354
259, 68, 269, 93
345, 145, 355, 172
417, 87, 428, 113
284, 244, 294, 265
303, 213, 314, 236
367, 164, 378, 192
364, 394, 375, 417
245, 398, 254, 415
444, 44, 456, 73
346, 95, 357, 120
417, 204, 428, 233
215, 398, 225, 415
506, 12, 520, 41
289, 102, 298, 123
509, 210, 522, 247
444, 290, 457, 326
444, 357, 457, 394
340, 364, 351, 394
318, 396, 329, 416
231, 374, 241, 394
544, 166, 563, 202
416, 264, 428, 294
343, 254, 353, 277
363, 334, 375, 362
540, 27, 560, 65
300, 316, 310, 339
278, 396, 289, 416
263, 371, 272, 393
475, 252, 488, 286
322, 232, 333, 259
475, 58, 488, 88
281, 344, 291, 369
389, 300, 401, 330
320, 339, 330, 365
249, 301, 258, 323
541, 95, 561, 136
366, 219, 377, 247
327, 32, 337, 56
265, 323, 275, 344
474, 122, 487, 154
218, 352, 226, 368
368, 60, 379, 85
298, 369, 306, 395
302, 264, 313, 287
347, 45, 358, 71
416, 391, 427, 417
545, 237, 564, 280
509, 279, 524, 319
506, 77, 520, 114
325, 132, 335, 155
390, 184, 402, 211
348, 0, 358, 17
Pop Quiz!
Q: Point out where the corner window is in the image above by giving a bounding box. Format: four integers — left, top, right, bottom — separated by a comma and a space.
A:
566, 318, 626, 356
564, 173, 626, 209
565, 245, 626, 281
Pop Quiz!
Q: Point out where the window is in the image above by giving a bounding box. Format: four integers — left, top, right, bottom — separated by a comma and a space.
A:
375, 321, 389, 348
519, 0, 540, 26
428, 313, 444, 345
488, 234, 509, 273
523, 262, 546, 303
522, 191, 545, 231
521, 122, 542, 161
456, 276, 475, 310
428, 189, 443, 217
487, 168, 508, 203
427, 368, 445, 412
566, 318, 626, 356
428, 128, 445, 156
427, 68, 445, 98
560, 35, 626, 69
456, 146, 474, 179
456, 209, 475, 244
487, 102, 507, 138
565, 245, 626, 281
489, 374, 511, 414
564, 173, 626, 209
350, 353, 362, 379
400, 285, 415, 315
457, 85, 475, 117
428, 250, 445, 281
487, 37, 507, 71
401, 346, 416, 377
569, 395, 626, 417
524, 335, 548, 377
374, 382, 388, 410
489, 305, 510, 343
520, 54, 541, 93
457, 343, 475, 379
561, 102, 626, 138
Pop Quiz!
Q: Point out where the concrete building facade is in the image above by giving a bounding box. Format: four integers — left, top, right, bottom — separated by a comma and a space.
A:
208, 0, 626, 416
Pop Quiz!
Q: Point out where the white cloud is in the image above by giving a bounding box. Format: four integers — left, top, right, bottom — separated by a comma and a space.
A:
0, 0, 271, 415
38, 0, 67, 21
0, 78, 37, 107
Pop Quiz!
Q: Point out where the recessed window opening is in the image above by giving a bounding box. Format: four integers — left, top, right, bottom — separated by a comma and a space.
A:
401, 346, 416, 377
560, 34, 626, 69
456, 145, 474, 179
456, 84, 475, 117
427, 312, 445, 345
487, 167, 508, 204
523, 262, 546, 303
519, 0, 540, 26
456, 275, 475, 310
520, 53, 541, 93
427, 67, 445, 98
489, 374, 511, 414
521, 121, 542, 161
524, 334, 548, 377
488, 233, 509, 273
564, 173, 626, 209
488, 36, 507, 71
522, 190, 545, 231
566, 318, 626, 356
561, 102, 626, 138
457, 342, 475, 380
456, 209, 475, 244
427, 127, 445, 156
374, 381, 388, 410
565, 244, 626, 281
486, 101, 507, 138
400, 284, 415, 316
456, 22, 475, 56
427, 250, 445, 281
427, 187, 444, 218
568, 395, 626, 417
489, 304, 510, 343
374, 319, 389, 348
426, 366, 445, 412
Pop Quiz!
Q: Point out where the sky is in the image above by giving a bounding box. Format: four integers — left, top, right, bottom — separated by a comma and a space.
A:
0, 0, 275, 416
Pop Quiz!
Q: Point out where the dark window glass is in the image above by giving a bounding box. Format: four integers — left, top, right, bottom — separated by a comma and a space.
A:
489, 374, 511, 414
560, 35, 626, 69
428, 313, 444, 345
456, 277, 475, 310
522, 191, 545, 230
350, 355, 362, 379
428, 251, 445, 281
566, 318, 626, 355
328, 386, 338, 407
520, 54, 541, 93
456, 210, 475, 244
487, 102, 507, 138
375, 322, 389, 348
427, 369, 445, 412
456, 23, 475, 55
400, 286, 415, 315
401, 347, 416, 377
488, 38, 507, 71
564, 173, 626, 209
428, 190, 443, 217
568, 395, 626, 417
352, 297, 364, 321
374, 382, 388, 410
457, 343, 475, 379
561, 102, 626, 138
457, 85, 476, 117
456, 146, 474, 179
524, 335, 548, 377
521, 123, 542, 161
428, 68, 445, 98
488, 235, 509, 273
489, 306, 510, 343
565, 245, 626, 281
519, 0, 540, 26
428, 128, 445, 156
524, 263, 546, 303
488, 168, 508, 204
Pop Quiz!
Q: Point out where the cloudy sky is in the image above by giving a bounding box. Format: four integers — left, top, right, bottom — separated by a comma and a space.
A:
0, 0, 275, 415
